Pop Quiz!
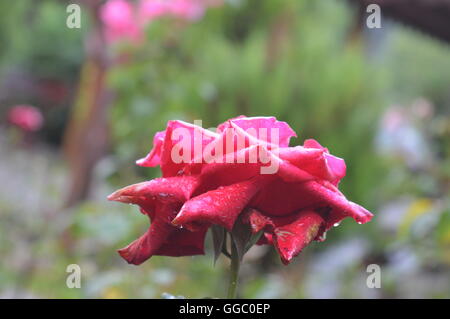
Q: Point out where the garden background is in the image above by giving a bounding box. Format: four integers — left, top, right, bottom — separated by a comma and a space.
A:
0, 0, 449, 298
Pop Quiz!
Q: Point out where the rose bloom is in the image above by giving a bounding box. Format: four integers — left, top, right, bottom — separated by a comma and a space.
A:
7, 105, 44, 132
109, 116, 373, 265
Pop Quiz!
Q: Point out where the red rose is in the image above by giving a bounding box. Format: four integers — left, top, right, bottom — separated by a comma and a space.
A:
108, 116, 373, 265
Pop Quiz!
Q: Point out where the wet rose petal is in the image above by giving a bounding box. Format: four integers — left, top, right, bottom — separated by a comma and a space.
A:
118, 204, 208, 264
172, 177, 265, 231
272, 210, 324, 265
136, 131, 166, 167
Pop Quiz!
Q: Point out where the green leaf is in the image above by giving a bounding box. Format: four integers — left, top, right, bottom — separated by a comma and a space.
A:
231, 218, 253, 261
211, 225, 226, 265
245, 230, 263, 253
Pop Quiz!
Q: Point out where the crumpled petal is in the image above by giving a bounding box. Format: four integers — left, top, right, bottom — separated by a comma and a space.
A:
323, 153, 346, 185
242, 208, 324, 264
154, 226, 208, 257
251, 177, 373, 227
303, 138, 327, 151
301, 180, 373, 225
161, 120, 218, 177
137, 120, 218, 176
136, 130, 165, 167
172, 177, 265, 231
186, 144, 314, 194
118, 213, 172, 265
188, 124, 277, 168
279, 140, 346, 185
107, 175, 201, 217
303, 139, 346, 185
190, 146, 264, 193
272, 210, 323, 265
118, 204, 208, 265
251, 177, 318, 216
107, 175, 200, 203
109, 175, 206, 265
217, 116, 297, 147
242, 208, 274, 233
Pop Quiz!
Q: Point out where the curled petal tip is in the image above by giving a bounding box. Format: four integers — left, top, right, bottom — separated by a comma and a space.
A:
107, 188, 134, 203
117, 248, 130, 262
171, 212, 186, 227
280, 256, 293, 265
171, 211, 203, 232
351, 202, 374, 224
171, 217, 180, 226
357, 213, 374, 224
107, 181, 151, 203
117, 248, 140, 265
118, 241, 151, 265
107, 189, 123, 202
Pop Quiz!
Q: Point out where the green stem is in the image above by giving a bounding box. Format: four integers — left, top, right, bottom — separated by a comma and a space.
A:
227, 240, 240, 299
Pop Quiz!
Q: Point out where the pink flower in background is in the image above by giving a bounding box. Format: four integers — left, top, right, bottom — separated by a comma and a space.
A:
139, 0, 207, 22
101, 0, 221, 45
138, 0, 169, 22
168, 0, 206, 21
100, 0, 142, 44
7, 105, 44, 132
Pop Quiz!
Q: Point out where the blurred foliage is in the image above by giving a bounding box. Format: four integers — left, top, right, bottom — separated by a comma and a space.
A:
0, 0, 449, 298
0, 0, 84, 75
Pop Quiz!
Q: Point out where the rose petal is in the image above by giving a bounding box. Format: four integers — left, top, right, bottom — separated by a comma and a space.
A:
303, 139, 347, 185
218, 116, 297, 147
118, 221, 168, 265
160, 120, 218, 176
118, 204, 175, 265
279, 146, 346, 185
187, 145, 278, 193
324, 153, 346, 184
192, 143, 314, 188
300, 180, 373, 224
108, 175, 200, 203
107, 175, 201, 217
137, 120, 218, 176
251, 177, 374, 225
154, 226, 208, 257
251, 177, 319, 216
136, 131, 166, 167
118, 204, 208, 264
272, 210, 324, 265
172, 177, 265, 231
303, 138, 328, 151
242, 208, 274, 233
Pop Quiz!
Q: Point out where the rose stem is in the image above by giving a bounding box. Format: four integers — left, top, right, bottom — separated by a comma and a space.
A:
226, 240, 241, 299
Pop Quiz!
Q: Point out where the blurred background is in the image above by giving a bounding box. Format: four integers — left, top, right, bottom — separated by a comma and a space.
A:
0, 0, 449, 298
